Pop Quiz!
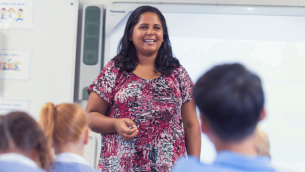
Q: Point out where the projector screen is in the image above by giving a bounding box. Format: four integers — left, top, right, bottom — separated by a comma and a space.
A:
105, 4, 305, 171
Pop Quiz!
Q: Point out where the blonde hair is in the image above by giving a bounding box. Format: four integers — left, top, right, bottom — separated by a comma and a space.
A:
39, 103, 88, 153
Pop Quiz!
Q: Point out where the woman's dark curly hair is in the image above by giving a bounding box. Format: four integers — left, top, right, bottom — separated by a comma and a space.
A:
112, 5, 180, 76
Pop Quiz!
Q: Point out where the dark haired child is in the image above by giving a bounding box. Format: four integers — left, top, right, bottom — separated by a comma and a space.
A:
0, 112, 50, 172
173, 63, 276, 172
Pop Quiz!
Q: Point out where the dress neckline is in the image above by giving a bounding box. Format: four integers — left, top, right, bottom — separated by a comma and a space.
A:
130, 71, 164, 82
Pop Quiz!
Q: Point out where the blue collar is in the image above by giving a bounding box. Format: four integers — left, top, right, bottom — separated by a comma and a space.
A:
213, 151, 272, 170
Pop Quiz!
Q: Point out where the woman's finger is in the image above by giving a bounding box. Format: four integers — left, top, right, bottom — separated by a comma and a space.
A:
122, 130, 138, 141
129, 130, 138, 139
124, 118, 137, 129
123, 126, 137, 135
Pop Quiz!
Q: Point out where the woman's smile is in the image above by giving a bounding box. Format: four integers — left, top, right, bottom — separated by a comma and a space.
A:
143, 39, 156, 45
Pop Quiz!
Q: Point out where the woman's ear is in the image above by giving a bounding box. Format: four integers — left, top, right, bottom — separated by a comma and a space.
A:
129, 33, 133, 41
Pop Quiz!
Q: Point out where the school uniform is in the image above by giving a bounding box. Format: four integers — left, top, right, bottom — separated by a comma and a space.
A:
172, 151, 277, 172
50, 153, 99, 172
0, 153, 46, 172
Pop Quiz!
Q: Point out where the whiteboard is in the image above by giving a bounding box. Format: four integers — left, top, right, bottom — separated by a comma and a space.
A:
105, 3, 305, 172
0, 0, 79, 120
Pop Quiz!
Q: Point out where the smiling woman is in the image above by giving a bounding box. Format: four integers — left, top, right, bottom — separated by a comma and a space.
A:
85, 5, 201, 172
113, 6, 180, 77
129, 12, 164, 61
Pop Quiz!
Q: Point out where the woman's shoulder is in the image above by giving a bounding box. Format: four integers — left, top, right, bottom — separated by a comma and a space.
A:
100, 60, 123, 77
103, 60, 121, 70
171, 65, 188, 76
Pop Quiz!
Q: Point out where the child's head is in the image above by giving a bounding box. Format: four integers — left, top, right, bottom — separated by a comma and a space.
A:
0, 112, 50, 170
8, 8, 15, 13
39, 103, 89, 154
194, 63, 265, 142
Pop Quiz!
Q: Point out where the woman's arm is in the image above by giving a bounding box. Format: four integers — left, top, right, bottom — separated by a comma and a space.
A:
85, 92, 138, 141
181, 99, 201, 158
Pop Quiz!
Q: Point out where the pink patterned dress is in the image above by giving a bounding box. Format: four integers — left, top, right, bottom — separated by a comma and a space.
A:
88, 60, 194, 172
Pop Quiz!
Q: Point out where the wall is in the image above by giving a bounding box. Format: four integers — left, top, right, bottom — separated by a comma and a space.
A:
74, 0, 305, 109
78, 0, 305, 7
74, 0, 305, 168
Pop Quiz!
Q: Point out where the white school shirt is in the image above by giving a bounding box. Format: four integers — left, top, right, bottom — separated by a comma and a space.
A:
0, 153, 38, 168
55, 153, 89, 166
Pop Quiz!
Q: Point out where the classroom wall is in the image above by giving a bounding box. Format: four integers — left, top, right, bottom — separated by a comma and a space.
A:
74, 0, 305, 110
74, 0, 305, 168
74, 0, 305, 114
74, 0, 305, 141
78, 0, 305, 7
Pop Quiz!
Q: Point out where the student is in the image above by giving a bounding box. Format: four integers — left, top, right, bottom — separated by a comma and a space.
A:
173, 63, 276, 172
0, 111, 50, 172
39, 103, 98, 172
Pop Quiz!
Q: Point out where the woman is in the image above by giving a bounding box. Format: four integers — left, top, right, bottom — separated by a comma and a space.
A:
0, 112, 50, 172
86, 5, 201, 171
39, 103, 98, 172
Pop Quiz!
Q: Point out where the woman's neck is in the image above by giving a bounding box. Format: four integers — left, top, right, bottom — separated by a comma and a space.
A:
136, 52, 157, 67
133, 52, 162, 80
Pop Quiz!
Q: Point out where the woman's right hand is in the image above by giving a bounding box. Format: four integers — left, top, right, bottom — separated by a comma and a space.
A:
114, 118, 138, 141
86, 92, 138, 138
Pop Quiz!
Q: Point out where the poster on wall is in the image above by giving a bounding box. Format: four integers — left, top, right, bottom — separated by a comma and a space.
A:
0, 0, 34, 29
0, 49, 31, 80
0, 99, 29, 115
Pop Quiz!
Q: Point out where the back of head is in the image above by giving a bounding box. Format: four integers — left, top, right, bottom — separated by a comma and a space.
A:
39, 103, 87, 149
0, 111, 50, 170
194, 63, 264, 141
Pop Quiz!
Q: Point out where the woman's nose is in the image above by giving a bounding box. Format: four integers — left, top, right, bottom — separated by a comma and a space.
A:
146, 28, 154, 35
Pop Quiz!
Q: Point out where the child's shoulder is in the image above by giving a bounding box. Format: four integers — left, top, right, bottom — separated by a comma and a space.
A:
53, 162, 98, 172
0, 160, 46, 172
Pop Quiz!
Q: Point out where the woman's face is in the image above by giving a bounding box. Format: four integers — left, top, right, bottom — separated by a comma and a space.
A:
129, 12, 164, 57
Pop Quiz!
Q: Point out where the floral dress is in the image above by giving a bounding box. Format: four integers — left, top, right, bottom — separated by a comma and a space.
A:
88, 60, 194, 172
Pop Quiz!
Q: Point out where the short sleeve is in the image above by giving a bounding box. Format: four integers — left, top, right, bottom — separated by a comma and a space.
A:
87, 60, 119, 104
178, 66, 194, 104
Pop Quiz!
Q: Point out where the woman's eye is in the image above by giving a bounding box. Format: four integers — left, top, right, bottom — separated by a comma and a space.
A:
140, 26, 147, 29
154, 27, 161, 30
